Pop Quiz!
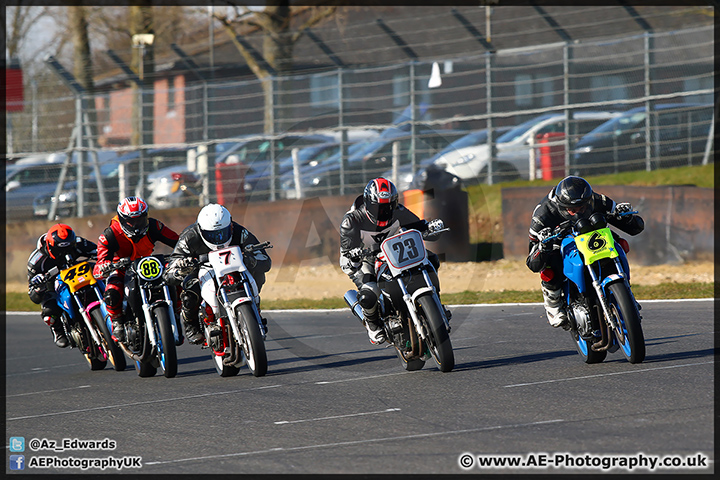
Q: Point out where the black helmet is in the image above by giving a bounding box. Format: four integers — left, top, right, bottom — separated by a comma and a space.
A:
553, 176, 594, 219
363, 177, 398, 228
46, 223, 77, 260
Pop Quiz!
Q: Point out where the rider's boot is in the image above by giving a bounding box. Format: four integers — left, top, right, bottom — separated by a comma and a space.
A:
45, 315, 69, 348
541, 286, 570, 330
181, 309, 205, 345
110, 314, 127, 343
358, 288, 385, 345
363, 308, 385, 345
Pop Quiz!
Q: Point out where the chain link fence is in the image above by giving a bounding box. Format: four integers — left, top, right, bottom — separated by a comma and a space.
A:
5, 23, 714, 222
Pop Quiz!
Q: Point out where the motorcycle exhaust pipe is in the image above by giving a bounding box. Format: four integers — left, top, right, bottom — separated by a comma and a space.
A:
343, 290, 364, 322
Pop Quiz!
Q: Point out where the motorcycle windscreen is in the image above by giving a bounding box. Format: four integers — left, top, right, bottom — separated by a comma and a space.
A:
573, 227, 619, 265
380, 229, 427, 277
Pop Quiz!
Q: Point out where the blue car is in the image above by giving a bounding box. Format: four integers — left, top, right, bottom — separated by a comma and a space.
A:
571, 103, 713, 176
279, 127, 468, 199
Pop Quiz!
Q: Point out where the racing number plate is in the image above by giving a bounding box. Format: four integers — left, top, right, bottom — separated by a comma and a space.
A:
574, 227, 619, 265
381, 229, 427, 271
137, 256, 164, 281
60, 261, 95, 293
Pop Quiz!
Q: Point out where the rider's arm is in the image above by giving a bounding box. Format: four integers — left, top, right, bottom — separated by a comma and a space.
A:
92, 228, 118, 278
597, 193, 645, 236
238, 224, 271, 274
149, 218, 180, 248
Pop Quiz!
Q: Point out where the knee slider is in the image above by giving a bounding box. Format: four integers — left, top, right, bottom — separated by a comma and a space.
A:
358, 283, 379, 309
103, 288, 122, 308
180, 281, 200, 310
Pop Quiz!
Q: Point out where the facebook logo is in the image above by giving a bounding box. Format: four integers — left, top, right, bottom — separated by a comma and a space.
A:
9, 455, 25, 470
9, 436, 25, 452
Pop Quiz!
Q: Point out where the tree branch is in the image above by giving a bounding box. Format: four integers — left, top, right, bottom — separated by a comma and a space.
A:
291, 6, 337, 44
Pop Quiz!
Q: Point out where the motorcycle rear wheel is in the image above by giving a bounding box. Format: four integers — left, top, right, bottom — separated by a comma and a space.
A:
154, 306, 178, 378
417, 293, 454, 372
236, 303, 267, 377
93, 308, 126, 371
608, 282, 645, 364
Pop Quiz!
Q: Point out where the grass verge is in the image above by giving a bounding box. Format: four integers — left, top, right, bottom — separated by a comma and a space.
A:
5, 282, 712, 312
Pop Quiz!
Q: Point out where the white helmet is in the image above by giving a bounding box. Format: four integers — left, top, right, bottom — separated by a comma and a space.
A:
197, 203, 233, 250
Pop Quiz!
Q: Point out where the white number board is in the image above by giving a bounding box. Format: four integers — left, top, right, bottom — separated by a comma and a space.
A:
380, 229, 427, 276
208, 245, 246, 279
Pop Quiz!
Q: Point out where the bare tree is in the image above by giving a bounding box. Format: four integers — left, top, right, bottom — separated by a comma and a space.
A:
214, 1, 337, 133
68, 5, 99, 143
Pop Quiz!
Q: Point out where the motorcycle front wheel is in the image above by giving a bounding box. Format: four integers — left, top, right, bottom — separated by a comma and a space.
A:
417, 293, 454, 372
571, 331, 607, 364
203, 322, 240, 377
608, 282, 645, 364
235, 303, 267, 377
154, 306, 178, 378
395, 347, 426, 371
93, 308, 126, 371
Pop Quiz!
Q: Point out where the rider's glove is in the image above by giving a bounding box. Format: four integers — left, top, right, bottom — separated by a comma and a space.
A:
30, 274, 45, 287
176, 257, 197, 275
347, 247, 364, 263
243, 253, 258, 270
536, 227, 553, 251
95, 262, 114, 279
615, 202, 633, 215
427, 219, 445, 232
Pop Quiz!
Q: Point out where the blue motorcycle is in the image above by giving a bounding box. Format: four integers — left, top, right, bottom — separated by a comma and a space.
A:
44, 256, 126, 371
544, 210, 645, 364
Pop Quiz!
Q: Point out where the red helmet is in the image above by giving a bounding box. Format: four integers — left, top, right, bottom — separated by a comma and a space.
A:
46, 223, 76, 260
117, 196, 149, 239
363, 177, 398, 228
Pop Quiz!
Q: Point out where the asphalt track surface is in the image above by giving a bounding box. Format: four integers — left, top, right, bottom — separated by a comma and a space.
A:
5, 299, 714, 475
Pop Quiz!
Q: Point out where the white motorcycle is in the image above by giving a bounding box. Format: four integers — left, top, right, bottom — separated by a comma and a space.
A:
193, 241, 272, 377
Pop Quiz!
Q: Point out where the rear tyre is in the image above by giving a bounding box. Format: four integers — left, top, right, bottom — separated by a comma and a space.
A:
236, 303, 268, 377
154, 307, 178, 378
417, 293, 454, 372
93, 308, 126, 371
608, 282, 645, 364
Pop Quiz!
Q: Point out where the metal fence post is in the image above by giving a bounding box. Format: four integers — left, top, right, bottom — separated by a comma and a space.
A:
485, 51, 494, 185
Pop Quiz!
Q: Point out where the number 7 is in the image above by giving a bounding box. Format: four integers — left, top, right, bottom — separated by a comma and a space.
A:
219, 251, 232, 264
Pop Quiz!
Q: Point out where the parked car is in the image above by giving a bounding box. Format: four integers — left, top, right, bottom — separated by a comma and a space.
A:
9, 150, 117, 221
435, 111, 621, 184
32, 147, 190, 219
243, 141, 350, 201
381, 127, 512, 192
280, 127, 468, 199
570, 103, 713, 176
7, 157, 63, 222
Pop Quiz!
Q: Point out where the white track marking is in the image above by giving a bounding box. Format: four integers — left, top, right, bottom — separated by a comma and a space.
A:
275, 407, 401, 425
144, 419, 564, 466
7, 384, 282, 421
7, 385, 91, 398
315, 371, 411, 384
504, 361, 714, 388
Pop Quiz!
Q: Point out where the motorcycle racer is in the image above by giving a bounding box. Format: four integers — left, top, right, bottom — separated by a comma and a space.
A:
526, 176, 645, 329
27, 224, 97, 347
340, 177, 447, 344
163, 203, 272, 345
